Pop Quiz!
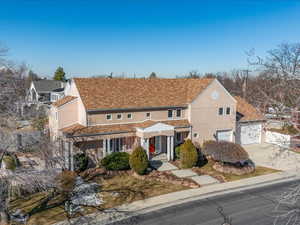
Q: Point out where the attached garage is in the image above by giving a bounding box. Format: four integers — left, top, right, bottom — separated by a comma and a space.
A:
234, 96, 266, 145
217, 130, 233, 142
237, 123, 262, 145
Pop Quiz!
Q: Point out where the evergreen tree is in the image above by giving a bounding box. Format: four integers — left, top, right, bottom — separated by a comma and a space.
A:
149, 72, 157, 79
53, 67, 66, 81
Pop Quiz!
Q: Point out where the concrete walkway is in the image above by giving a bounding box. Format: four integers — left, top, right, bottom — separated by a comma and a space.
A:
244, 143, 300, 171
171, 169, 219, 186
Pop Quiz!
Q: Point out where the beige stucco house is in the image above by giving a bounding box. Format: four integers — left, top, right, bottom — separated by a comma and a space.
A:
49, 77, 265, 169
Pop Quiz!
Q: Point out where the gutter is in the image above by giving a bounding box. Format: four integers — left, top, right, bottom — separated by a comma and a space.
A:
67, 125, 191, 138
87, 105, 188, 113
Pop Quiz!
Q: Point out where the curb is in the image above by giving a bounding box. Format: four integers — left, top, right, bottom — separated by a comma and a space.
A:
55, 172, 299, 225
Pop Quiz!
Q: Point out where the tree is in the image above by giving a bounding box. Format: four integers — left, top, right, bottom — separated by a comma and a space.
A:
180, 139, 198, 168
53, 66, 66, 81
187, 70, 201, 79
247, 43, 300, 112
129, 146, 149, 175
149, 72, 157, 79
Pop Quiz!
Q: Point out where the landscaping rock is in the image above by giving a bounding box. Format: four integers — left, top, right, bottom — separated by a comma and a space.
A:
70, 177, 104, 207
10, 209, 28, 224
213, 162, 255, 175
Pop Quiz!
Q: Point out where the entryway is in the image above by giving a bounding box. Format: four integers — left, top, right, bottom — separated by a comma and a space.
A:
149, 136, 167, 158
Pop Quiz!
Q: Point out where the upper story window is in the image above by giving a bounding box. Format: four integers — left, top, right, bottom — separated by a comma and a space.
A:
226, 107, 231, 115
176, 109, 181, 117
106, 114, 112, 120
218, 107, 223, 115
117, 114, 122, 120
146, 112, 151, 119
168, 110, 173, 118
127, 113, 132, 119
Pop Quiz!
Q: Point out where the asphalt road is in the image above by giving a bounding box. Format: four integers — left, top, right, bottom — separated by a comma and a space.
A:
111, 180, 299, 225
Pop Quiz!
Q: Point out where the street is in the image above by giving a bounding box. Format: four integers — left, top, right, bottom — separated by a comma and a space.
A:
112, 180, 299, 225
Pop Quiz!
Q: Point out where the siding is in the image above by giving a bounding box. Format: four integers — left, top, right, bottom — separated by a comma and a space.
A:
189, 79, 236, 144
87, 108, 187, 126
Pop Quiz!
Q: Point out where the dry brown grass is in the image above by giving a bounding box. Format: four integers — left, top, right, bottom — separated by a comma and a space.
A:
9, 174, 188, 225
193, 159, 280, 182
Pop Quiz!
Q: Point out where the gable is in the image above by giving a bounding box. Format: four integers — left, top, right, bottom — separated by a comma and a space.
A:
137, 122, 175, 133
190, 79, 236, 106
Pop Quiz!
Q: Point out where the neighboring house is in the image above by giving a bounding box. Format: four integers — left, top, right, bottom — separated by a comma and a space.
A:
49, 77, 265, 168
28, 80, 66, 104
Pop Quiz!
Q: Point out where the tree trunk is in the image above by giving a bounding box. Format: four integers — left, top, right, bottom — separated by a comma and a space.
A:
0, 210, 9, 225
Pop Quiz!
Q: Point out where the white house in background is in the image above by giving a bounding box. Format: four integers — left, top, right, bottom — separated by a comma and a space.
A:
28, 80, 66, 104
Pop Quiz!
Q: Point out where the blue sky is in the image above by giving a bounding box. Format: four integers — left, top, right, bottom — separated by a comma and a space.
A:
1, 0, 300, 78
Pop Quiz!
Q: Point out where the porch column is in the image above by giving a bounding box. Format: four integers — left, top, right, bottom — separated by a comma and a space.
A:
103, 139, 107, 157
107, 138, 111, 154
69, 142, 74, 171
167, 136, 171, 161
145, 138, 149, 159
170, 136, 174, 161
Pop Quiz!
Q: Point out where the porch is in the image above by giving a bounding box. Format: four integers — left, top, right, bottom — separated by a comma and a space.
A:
60, 120, 190, 170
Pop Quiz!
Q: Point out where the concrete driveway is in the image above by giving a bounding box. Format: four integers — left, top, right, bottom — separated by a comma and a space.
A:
243, 143, 300, 171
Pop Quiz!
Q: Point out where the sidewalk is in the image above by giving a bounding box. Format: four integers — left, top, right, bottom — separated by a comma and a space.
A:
55, 170, 299, 225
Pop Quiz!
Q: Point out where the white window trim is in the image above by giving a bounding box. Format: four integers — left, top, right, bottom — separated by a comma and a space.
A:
146, 112, 151, 119
106, 114, 112, 120
117, 113, 123, 120
127, 113, 133, 119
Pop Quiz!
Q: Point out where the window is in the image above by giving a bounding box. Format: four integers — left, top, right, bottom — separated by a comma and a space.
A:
176, 132, 181, 142
226, 107, 231, 115
106, 114, 112, 120
168, 110, 173, 118
117, 114, 122, 120
146, 112, 151, 119
218, 107, 223, 115
127, 113, 132, 119
176, 109, 181, 117
193, 133, 198, 138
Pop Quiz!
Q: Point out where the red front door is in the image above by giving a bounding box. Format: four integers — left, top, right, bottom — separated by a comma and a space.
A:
149, 138, 155, 154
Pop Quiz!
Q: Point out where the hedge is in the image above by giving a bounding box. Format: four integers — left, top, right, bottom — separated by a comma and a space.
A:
180, 139, 198, 168
129, 146, 149, 175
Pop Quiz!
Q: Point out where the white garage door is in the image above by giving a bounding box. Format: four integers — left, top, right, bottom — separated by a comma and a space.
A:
240, 123, 262, 145
217, 130, 232, 142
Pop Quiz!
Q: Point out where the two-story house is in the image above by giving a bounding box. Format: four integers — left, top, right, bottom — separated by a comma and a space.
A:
49, 77, 265, 168
28, 80, 66, 104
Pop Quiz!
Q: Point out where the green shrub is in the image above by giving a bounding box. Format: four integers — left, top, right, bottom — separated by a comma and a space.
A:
129, 146, 149, 175
73, 153, 89, 172
175, 146, 181, 160
180, 139, 198, 168
101, 152, 130, 171
3, 155, 17, 170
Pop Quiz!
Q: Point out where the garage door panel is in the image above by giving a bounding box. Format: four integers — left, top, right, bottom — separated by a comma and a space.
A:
217, 130, 232, 142
240, 123, 262, 145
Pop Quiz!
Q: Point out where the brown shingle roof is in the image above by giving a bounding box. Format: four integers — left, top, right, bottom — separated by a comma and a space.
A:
235, 96, 265, 122
61, 119, 190, 136
52, 96, 77, 107
74, 78, 214, 111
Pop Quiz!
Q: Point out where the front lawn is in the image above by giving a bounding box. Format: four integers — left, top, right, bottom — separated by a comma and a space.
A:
192, 159, 280, 182
9, 174, 188, 225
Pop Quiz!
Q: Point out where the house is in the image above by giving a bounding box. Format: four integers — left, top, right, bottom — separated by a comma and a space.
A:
28, 80, 66, 104
48, 77, 265, 169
